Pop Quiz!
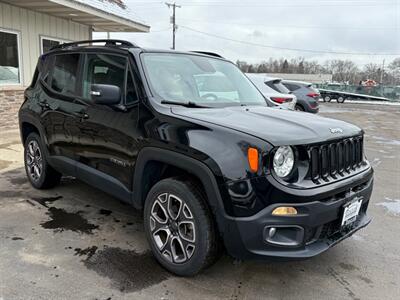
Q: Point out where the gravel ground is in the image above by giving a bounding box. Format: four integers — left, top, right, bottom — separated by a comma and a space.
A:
0, 102, 399, 300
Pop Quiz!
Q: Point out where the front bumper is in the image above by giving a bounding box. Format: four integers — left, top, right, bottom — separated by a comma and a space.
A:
222, 170, 373, 260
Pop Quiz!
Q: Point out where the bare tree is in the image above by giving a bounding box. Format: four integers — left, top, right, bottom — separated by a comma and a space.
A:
388, 58, 400, 84
236, 57, 399, 85
362, 63, 381, 82
325, 59, 359, 83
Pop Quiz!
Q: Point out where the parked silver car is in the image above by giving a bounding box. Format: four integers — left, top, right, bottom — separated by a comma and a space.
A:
246, 73, 297, 110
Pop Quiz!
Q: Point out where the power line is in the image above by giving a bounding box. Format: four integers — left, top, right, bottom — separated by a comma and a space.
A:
178, 18, 398, 30
125, 0, 396, 8
180, 25, 400, 56
180, 1, 396, 7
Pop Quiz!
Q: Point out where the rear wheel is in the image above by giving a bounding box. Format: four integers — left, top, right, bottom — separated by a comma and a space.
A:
337, 96, 346, 103
24, 133, 61, 189
324, 96, 331, 102
144, 178, 219, 276
295, 104, 304, 111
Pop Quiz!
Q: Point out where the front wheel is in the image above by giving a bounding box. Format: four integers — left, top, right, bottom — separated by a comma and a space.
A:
324, 96, 331, 102
144, 178, 219, 276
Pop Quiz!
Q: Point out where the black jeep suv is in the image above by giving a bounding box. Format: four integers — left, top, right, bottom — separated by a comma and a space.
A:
19, 40, 373, 276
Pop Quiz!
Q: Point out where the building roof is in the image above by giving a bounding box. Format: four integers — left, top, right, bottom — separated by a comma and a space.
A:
1, 0, 150, 32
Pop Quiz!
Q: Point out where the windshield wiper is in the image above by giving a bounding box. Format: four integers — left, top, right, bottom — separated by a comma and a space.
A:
161, 100, 209, 108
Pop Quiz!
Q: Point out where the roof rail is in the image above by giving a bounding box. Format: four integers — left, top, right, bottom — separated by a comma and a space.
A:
51, 39, 138, 51
191, 51, 224, 58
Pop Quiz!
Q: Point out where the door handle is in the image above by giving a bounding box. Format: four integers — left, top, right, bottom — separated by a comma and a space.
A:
73, 111, 89, 120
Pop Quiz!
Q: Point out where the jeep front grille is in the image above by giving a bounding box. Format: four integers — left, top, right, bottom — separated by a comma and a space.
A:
308, 136, 363, 183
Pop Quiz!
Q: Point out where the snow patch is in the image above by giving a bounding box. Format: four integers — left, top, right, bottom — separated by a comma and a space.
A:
371, 136, 400, 146
370, 157, 381, 167
376, 198, 400, 216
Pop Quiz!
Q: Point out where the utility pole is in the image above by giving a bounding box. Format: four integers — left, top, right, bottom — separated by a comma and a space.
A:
165, 2, 181, 50
380, 59, 385, 95
380, 59, 385, 84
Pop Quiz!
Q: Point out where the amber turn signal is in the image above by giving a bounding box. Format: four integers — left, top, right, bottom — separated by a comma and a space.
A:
272, 206, 298, 216
247, 147, 259, 173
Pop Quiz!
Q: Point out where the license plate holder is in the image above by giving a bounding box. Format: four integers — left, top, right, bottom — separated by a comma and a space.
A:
341, 198, 363, 227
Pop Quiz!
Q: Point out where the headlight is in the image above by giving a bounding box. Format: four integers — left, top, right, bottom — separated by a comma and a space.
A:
273, 146, 294, 178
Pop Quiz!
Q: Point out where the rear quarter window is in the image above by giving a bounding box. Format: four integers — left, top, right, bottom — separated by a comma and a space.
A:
49, 53, 80, 96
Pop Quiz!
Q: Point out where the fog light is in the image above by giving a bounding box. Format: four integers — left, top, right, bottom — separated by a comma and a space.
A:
268, 227, 276, 238
272, 206, 297, 216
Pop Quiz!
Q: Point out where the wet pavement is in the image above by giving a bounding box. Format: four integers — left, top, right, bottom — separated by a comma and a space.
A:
0, 102, 399, 300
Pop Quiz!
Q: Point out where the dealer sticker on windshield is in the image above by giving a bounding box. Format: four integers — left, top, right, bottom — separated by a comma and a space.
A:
341, 198, 363, 227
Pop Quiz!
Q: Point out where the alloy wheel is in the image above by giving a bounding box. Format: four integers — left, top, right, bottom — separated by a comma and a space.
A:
26, 140, 43, 182
150, 193, 196, 264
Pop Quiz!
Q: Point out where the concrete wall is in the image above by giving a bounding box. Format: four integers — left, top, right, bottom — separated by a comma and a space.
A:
0, 1, 90, 87
265, 73, 333, 84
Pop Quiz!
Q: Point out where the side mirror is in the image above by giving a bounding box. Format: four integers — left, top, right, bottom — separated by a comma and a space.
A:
90, 84, 121, 105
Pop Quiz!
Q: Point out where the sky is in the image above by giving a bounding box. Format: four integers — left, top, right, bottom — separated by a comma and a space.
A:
95, 0, 400, 68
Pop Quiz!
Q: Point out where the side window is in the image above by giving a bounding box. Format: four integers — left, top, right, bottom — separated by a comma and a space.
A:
49, 54, 79, 96
126, 69, 139, 105
82, 54, 126, 101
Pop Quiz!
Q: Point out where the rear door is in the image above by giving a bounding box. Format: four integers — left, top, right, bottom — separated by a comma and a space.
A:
70, 52, 142, 190
40, 52, 83, 171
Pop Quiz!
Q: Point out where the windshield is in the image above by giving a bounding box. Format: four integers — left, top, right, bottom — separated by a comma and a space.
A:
141, 53, 267, 106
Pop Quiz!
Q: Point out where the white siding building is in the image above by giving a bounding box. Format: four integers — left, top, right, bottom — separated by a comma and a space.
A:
0, 0, 149, 129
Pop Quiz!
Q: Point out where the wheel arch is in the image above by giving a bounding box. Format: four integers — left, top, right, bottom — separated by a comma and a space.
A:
295, 103, 305, 111
132, 147, 228, 232
19, 115, 47, 146
21, 122, 40, 144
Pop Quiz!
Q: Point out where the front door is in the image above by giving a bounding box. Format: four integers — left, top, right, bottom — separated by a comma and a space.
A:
71, 53, 142, 190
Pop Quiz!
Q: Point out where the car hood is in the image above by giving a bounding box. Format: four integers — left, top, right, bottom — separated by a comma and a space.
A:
171, 105, 362, 146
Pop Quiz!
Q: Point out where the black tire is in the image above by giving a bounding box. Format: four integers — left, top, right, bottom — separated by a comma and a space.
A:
24, 133, 61, 189
144, 177, 219, 276
295, 104, 304, 111
324, 96, 331, 102
337, 96, 346, 103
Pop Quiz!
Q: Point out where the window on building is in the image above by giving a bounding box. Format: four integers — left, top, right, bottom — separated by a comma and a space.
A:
41, 37, 70, 54
0, 29, 21, 85
50, 54, 80, 96
82, 54, 126, 101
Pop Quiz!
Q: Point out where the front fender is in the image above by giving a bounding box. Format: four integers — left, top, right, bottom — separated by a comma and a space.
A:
132, 147, 230, 235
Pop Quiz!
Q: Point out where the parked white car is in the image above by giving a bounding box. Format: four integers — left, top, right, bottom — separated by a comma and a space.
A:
246, 73, 297, 110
